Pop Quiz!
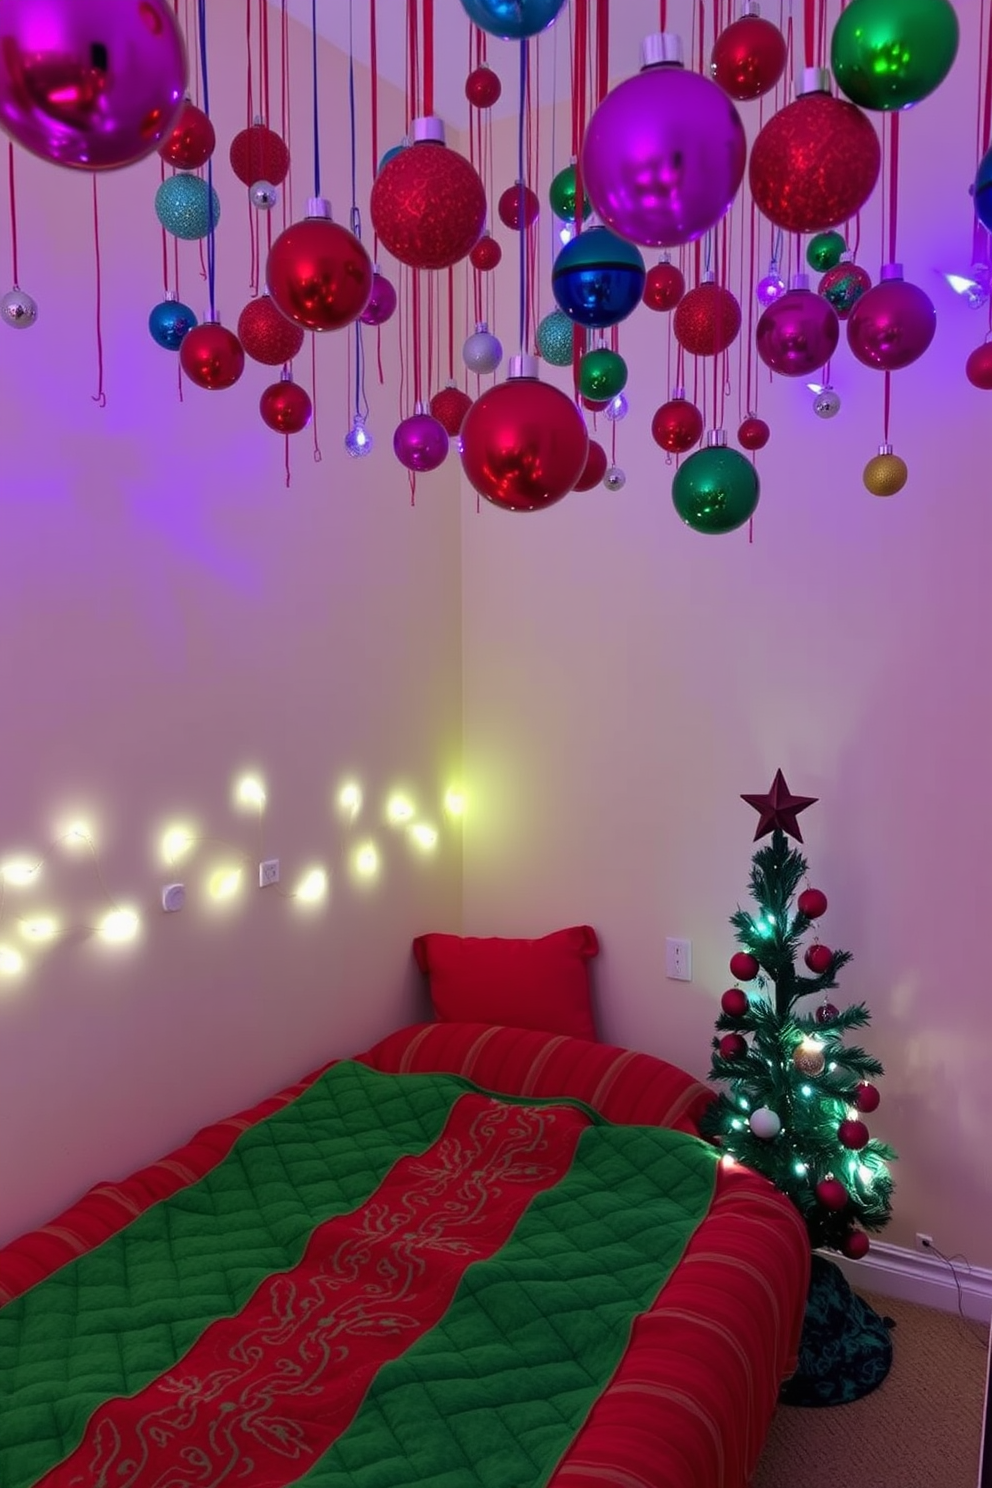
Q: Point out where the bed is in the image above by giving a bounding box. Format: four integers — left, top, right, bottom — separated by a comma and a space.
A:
0, 1021, 810, 1488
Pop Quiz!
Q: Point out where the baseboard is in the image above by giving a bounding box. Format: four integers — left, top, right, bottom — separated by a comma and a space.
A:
823, 1240, 992, 1325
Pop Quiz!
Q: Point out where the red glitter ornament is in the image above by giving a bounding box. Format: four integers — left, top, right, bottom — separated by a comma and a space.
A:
259, 378, 312, 434
815, 1001, 839, 1024
158, 101, 215, 170
719, 1032, 748, 1060
966, 342, 992, 389
738, 415, 770, 450
853, 1082, 881, 1114
470, 234, 503, 272
815, 1177, 849, 1211
711, 14, 787, 101
266, 206, 373, 332
804, 943, 834, 975
838, 1118, 869, 1151
465, 65, 502, 108
370, 123, 487, 270
643, 260, 685, 311
798, 887, 828, 918
573, 439, 608, 490
652, 398, 703, 454
721, 987, 748, 1018
730, 951, 760, 981
429, 384, 473, 436
749, 90, 880, 233
229, 124, 290, 186
842, 1229, 870, 1260
674, 281, 741, 356
237, 294, 305, 365
498, 182, 540, 230
460, 370, 588, 512
179, 321, 245, 391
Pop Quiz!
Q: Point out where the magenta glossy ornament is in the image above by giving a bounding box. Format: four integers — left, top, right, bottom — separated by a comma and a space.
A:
393, 410, 450, 472
756, 275, 840, 377
756, 265, 786, 306
359, 269, 398, 327
846, 264, 936, 371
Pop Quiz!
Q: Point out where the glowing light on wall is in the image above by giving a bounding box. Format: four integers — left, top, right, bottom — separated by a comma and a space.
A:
1, 859, 41, 886
0, 945, 24, 974
444, 789, 466, 816
338, 782, 362, 820
410, 824, 438, 850
235, 776, 267, 809
355, 843, 379, 878
161, 824, 196, 864
98, 909, 140, 944
295, 868, 328, 903
63, 821, 94, 848
21, 917, 58, 942
387, 794, 415, 824
209, 868, 243, 901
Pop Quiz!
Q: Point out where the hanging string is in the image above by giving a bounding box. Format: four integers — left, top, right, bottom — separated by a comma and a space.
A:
517, 39, 528, 357
310, 0, 321, 197
7, 143, 20, 288
348, 0, 369, 434
595, 0, 608, 106
310, 336, 323, 462
91, 176, 106, 406
572, 0, 589, 395
887, 113, 899, 264
423, 0, 434, 117
197, 0, 217, 318
260, 0, 271, 125
447, 267, 455, 380
280, 0, 292, 230
246, 1, 259, 293
882, 371, 891, 443
370, 0, 380, 258
246, 1, 253, 126
803, 0, 816, 67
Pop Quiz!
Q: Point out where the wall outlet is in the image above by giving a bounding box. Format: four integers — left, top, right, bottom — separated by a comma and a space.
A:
665, 937, 692, 982
915, 1232, 934, 1252
259, 858, 280, 888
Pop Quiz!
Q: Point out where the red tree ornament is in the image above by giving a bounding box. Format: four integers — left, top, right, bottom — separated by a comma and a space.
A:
815, 1177, 849, 1210
158, 101, 215, 170
966, 342, 992, 389
853, 1082, 881, 1114
804, 943, 834, 974
429, 384, 473, 435
370, 120, 487, 270
842, 1229, 871, 1260
719, 1032, 748, 1060
643, 260, 686, 310
470, 234, 502, 271
730, 951, 760, 981
652, 398, 703, 453
498, 182, 540, 230
459, 364, 589, 512
815, 1001, 839, 1024
465, 65, 501, 108
573, 439, 609, 490
721, 987, 749, 1018
259, 378, 312, 434
237, 294, 305, 365
266, 203, 373, 332
738, 415, 770, 450
711, 14, 788, 101
838, 1118, 870, 1150
673, 281, 741, 356
798, 887, 828, 918
749, 87, 881, 233
180, 322, 245, 390
230, 123, 290, 186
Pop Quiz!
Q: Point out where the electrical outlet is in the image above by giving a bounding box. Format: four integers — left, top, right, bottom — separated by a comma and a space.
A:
259, 858, 280, 888
916, 1232, 934, 1252
665, 937, 692, 982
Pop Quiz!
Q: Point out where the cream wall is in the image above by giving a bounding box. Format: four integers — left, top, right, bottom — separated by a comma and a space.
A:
461, 16, 992, 1266
0, 7, 462, 1246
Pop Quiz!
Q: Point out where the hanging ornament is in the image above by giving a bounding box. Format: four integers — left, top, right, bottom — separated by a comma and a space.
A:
813, 386, 841, 418
378, 141, 407, 174
965, 343, 992, 388
815, 1177, 849, 1210
582, 395, 609, 413
815, 1000, 840, 1024
359, 269, 398, 326
842, 1229, 871, 1260
756, 273, 840, 377
573, 440, 609, 491
249, 182, 279, 212
721, 987, 749, 1018
730, 951, 760, 981
230, 123, 290, 186
603, 466, 627, 492
266, 197, 373, 332
819, 256, 872, 318
718, 1032, 748, 1059
459, 354, 588, 512
831, 0, 959, 112
798, 887, 828, 918
393, 409, 450, 472
643, 259, 685, 311
548, 164, 591, 224
807, 231, 847, 272
582, 32, 746, 248
465, 64, 502, 108
847, 264, 936, 371
673, 434, 759, 535
179, 320, 245, 391
863, 444, 908, 496
552, 226, 646, 329
605, 393, 628, 421
756, 262, 786, 306
651, 396, 703, 454
158, 100, 215, 171
578, 348, 628, 402
148, 294, 197, 351
470, 234, 502, 271
463, 321, 503, 374
710, 5, 788, 101
853, 1082, 881, 1114
498, 182, 540, 231
974, 147, 992, 234
804, 943, 834, 974
738, 415, 770, 451
793, 1037, 826, 1076
749, 71, 881, 232
344, 416, 374, 458
458, 0, 568, 40
749, 1106, 782, 1140
430, 384, 473, 436
237, 294, 305, 364
0, 0, 187, 170
155, 173, 221, 241
0, 287, 38, 329
536, 309, 575, 365
673, 277, 741, 356
370, 117, 486, 270
259, 374, 312, 435
838, 1118, 870, 1151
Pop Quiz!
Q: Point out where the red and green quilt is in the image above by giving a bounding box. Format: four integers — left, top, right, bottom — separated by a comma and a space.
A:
1, 1061, 724, 1488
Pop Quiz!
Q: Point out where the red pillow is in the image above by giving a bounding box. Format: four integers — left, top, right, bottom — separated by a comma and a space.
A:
412, 926, 599, 1040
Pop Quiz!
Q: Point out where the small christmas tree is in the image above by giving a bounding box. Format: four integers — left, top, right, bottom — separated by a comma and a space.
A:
701, 770, 895, 1260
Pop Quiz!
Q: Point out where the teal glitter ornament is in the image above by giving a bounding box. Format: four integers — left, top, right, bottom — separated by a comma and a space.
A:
148, 295, 197, 350
155, 172, 221, 241
806, 230, 846, 272
536, 309, 575, 366
578, 348, 627, 401
672, 438, 759, 534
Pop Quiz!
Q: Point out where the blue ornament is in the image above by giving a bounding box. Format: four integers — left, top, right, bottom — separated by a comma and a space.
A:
974, 145, 992, 234
459, 0, 567, 40
148, 297, 198, 351
155, 172, 221, 240
536, 309, 574, 366
551, 225, 646, 329
377, 142, 406, 174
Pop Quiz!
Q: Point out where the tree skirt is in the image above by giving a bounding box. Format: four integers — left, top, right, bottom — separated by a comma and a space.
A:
779, 1254, 894, 1407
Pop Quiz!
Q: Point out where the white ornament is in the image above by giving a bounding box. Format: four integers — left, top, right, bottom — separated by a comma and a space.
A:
603, 465, 626, 491
813, 386, 841, 419
749, 1106, 782, 1140
462, 321, 503, 375
249, 180, 279, 211
1, 287, 38, 329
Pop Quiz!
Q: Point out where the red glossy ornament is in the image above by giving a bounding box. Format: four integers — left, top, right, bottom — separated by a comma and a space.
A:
573, 439, 608, 490
459, 369, 589, 512
643, 261, 685, 311
815, 1003, 839, 1026
179, 321, 245, 390
815, 1177, 849, 1211
842, 1229, 871, 1260
259, 378, 312, 434
798, 887, 828, 918
730, 951, 760, 981
158, 101, 216, 170
966, 342, 992, 389
838, 1118, 869, 1151
230, 124, 290, 186
370, 125, 487, 270
804, 943, 833, 974
652, 398, 703, 454
721, 987, 749, 1018
266, 206, 373, 332
738, 416, 770, 450
429, 384, 473, 435
465, 65, 502, 108
470, 234, 502, 271
711, 15, 788, 101
581, 395, 609, 411
853, 1082, 881, 1114
237, 294, 305, 365
498, 182, 540, 230
674, 281, 741, 356
749, 90, 881, 233
719, 1032, 748, 1060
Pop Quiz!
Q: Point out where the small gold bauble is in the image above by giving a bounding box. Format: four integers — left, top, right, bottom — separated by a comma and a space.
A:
863, 452, 908, 497
793, 1038, 826, 1076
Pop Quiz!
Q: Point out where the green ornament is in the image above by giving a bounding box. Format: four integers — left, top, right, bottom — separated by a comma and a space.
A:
672, 445, 759, 535
548, 164, 591, 224
578, 348, 627, 401
806, 230, 846, 273
536, 309, 575, 366
830, 0, 959, 111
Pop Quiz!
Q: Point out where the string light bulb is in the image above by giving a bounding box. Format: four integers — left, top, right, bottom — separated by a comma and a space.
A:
338, 782, 362, 819
444, 788, 466, 816
209, 868, 242, 900
20, 916, 57, 942
2, 859, 40, 886
235, 775, 266, 809
99, 909, 140, 943
295, 868, 327, 903
161, 825, 196, 863
386, 794, 415, 824
941, 263, 990, 309
410, 823, 438, 849
0, 945, 24, 973
355, 843, 379, 877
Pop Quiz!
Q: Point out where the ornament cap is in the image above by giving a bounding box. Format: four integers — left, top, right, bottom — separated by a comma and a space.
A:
672, 385, 687, 399
878, 441, 894, 455
203, 308, 220, 324
306, 196, 333, 220
790, 272, 810, 292
880, 261, 904, 281
280, 368, 293, 383
797, 65, 832, 96
412, 115, 446, 145
164, 289, 178, 302
701, 269, 716, 284
705, 427, 729, 448
640, 32, 684, 69
508, 352, 539, 380
414, 399, 427, 415
839, 250, 854, 263
475, 320, 489, 334
740, 0, 761, 13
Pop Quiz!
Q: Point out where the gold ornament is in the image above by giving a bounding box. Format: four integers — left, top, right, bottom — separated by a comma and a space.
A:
793, 1036, 826, 1076
863, 443, 908, 497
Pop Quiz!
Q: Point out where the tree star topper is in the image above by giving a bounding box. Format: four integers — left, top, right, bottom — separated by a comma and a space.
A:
741, 769, 818, 842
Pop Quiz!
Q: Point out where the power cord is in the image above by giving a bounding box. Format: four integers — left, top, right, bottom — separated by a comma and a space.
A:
919, 1236, 990, 1349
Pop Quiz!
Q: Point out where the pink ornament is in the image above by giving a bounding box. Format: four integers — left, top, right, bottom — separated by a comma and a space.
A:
966, 342, 992, 389
756, 278, 840, 377
847, 265, 936, 371
393, 412, 449, 472
359, 270, 398, 327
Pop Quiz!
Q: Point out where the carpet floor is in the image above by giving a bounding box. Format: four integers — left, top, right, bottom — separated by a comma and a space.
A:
753, 1291, 989, 1488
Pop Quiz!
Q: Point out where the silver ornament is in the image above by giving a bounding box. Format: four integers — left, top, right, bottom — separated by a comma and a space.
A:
603, 465, 626, 491
605, 392, 628, 421
813, 387, 841, 419
1, 286, 38, 329
749, 1106, 782, 1140
463, 321, 503, 375
250, 180, 279, 211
